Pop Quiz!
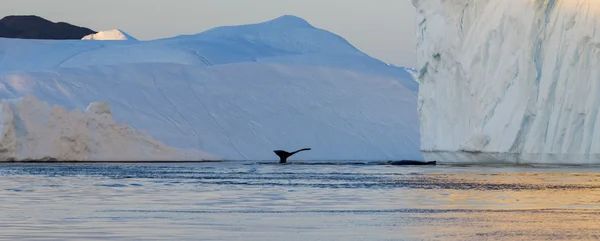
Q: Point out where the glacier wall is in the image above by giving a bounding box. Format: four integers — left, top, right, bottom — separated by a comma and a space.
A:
414, 0, 600, 164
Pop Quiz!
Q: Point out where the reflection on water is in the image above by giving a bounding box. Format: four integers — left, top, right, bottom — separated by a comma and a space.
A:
0, 162, 599, 240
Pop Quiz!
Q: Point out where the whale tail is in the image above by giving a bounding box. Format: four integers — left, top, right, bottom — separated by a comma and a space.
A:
273, 148, 312, 163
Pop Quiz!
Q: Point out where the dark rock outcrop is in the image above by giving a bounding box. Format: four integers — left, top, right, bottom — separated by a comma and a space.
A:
0, 15, 96, 40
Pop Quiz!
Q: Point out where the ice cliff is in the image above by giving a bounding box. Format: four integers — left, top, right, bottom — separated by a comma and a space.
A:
414, 0, 600, 163
0, 95, 215, 161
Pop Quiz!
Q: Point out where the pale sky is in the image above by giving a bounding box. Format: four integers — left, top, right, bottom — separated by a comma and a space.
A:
0, 0, 417, 67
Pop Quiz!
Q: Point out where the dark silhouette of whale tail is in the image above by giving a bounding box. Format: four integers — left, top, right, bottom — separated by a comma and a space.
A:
273, 148, 311, 163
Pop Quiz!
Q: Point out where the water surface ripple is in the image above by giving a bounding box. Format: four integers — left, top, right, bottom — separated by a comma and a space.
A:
1, 162, 599, 240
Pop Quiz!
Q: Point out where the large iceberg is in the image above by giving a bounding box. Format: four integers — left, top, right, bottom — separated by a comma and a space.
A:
0, 15, 420, 161
414, 0, 600, 164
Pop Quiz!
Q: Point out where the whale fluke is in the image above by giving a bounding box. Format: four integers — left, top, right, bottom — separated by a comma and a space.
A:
387, 160, 437, 166
273, 148, 311, 163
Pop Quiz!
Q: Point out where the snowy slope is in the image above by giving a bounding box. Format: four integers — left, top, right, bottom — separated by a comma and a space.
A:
0, 15, 417, 92
0, 38, 106, 73
0, 15, 420, 161
82, 29, 138, 41
414, 0, 600, 164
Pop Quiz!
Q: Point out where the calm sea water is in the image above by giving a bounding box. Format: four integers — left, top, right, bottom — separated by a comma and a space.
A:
1, 161, 600, 240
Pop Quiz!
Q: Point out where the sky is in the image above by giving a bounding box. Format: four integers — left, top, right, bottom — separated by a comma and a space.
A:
0, 0, 417, 67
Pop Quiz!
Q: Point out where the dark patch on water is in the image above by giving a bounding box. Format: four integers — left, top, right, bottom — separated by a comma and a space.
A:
94, 184, 129, 188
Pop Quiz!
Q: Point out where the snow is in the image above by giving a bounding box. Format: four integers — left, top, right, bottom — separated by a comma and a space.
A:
0, 95, 216, 161
0, 15, 417, 92
82, 29, 138, 41
414, 0, 600, 164
0, 15, 420, 161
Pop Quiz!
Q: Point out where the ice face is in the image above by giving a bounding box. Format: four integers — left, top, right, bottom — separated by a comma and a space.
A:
414, 0, 600, 164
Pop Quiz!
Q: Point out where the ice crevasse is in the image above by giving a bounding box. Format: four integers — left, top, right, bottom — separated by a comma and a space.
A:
413, 0, 600, 163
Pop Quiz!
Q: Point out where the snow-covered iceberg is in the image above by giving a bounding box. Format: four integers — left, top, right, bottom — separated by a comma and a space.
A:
414, 0, 600, 164
0, 15, 420, 161
0, 95, 216, 161
82, 29, 138, 41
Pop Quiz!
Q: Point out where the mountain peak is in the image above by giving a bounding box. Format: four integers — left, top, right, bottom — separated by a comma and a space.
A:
0, 15, 96, 40
1, 15, 50, 22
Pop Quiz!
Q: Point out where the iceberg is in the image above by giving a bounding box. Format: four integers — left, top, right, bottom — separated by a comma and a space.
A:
0, 95, 216, 161
414, 0, 600, 164
0, 15, 420, 161
82, 29, 138, 41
